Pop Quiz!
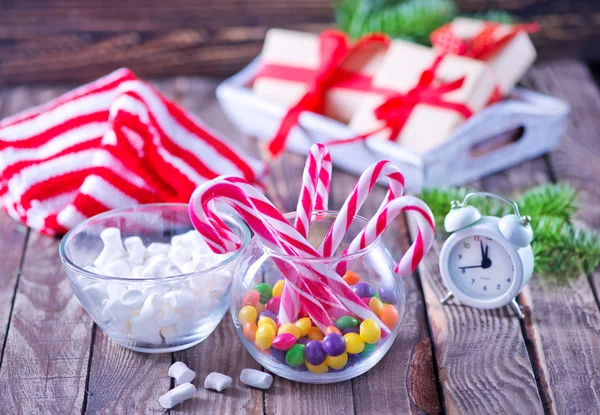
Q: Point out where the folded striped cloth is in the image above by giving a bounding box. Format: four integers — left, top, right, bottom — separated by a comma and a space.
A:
0, 69, 266, 235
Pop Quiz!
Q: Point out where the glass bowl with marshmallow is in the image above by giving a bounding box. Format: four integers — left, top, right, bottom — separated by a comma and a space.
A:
59, 203, 250, 353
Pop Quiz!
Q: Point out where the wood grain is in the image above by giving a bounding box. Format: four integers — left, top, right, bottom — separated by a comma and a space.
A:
1, 1, 600, 84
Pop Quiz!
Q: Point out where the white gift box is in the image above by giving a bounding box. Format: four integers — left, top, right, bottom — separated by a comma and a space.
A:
216, 57, 570, 192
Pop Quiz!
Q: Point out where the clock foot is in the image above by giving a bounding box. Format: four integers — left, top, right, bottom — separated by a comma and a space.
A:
440, 292, 454, 304
510, 298, 525, 319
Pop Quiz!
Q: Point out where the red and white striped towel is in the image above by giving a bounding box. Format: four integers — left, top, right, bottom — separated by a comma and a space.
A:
0, 68, 266, 235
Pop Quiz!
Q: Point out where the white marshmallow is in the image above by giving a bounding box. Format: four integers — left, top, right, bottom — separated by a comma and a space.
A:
106, 283, 128, 300
164, 290, 195, 317
83, 283, 108, 306
193, 291, 218, 310
140, 293, 165, 317
102, 298, 134, 322
142, 255, 170, 279
165, 264, 183, 277
93, 245, 123, 269
168, 247, 193, 267
204, 372, 232, 392
180, 261, 195, 274
160, 326, 179, 345
190, 231, 210, 250
171, 232, 191, 248
158, 383, 197, 409
146, 242, 171, 257
240, 368, 273, 390
155, 307, 182, 328
100, 227, 125, 254
124, 236, 145, 266
132, 265, 145, 279
121, 288, 145, 308
168, 361, 196, 385
103, 259, 132, 278
142, 284, 171, 297
130, 314, 163, 345
209, 274, 232, 296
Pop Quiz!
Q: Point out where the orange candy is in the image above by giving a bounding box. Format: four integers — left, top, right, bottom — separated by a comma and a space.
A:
380, 304, 400, 329
369, 297, 384, 317
307, 326, 324, 341
243, 322, 258, 342
242, 290, 261, 307
255, 303, 266, 314
325, 326, 342, 336
342, 271, 360, 286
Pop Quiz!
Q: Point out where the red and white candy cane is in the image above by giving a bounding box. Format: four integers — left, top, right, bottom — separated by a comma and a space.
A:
318, 160, 405, 257
189, 176, 390, 334
339, 195, 435, 276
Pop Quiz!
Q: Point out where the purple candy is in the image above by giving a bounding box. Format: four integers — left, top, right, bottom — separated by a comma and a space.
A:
378, 287, 399, 304
347, 353, 362, 365
305, 340, 327, 366
322, 333, 346, 357
259, 309, 278, 322
342, 327, 359, 335
351, 282, 373, 298
270, 347, 287, 363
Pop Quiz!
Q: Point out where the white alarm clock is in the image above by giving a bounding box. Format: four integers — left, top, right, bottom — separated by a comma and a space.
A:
438, 192, 534, 318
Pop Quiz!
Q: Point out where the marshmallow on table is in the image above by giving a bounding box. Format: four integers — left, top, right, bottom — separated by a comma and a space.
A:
240, 368, 273, 390
168, 361, 196, 385
124, 236, 145, 266
159, 383, 197, 409
204, 372, 232, 392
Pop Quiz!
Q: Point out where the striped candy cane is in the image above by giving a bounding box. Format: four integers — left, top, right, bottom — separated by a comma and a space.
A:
318, 160, 405, 257
189, 176, 390, 334
339, 195, 435, 276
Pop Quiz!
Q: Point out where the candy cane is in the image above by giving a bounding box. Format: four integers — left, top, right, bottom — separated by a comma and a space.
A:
339, 195, 435, 276
318, 160, 405, 257
189, 176, 390, 334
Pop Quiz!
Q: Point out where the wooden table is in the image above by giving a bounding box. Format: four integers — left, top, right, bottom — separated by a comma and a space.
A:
0, 60, 599, 414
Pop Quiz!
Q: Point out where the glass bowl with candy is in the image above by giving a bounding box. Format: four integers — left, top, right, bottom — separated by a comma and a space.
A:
231, 211, 405, 383
59, 203, 250, 353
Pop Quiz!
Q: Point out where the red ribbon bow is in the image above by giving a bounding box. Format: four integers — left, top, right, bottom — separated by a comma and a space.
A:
431, 21, 540, 61
257, 30, 391, 158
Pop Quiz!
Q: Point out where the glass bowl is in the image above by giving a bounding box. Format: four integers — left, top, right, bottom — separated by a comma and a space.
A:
231, 211, 405, 383
59, 203, 250, 353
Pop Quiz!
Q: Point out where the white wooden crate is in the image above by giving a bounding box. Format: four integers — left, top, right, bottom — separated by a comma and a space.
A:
216, 57, 570, 192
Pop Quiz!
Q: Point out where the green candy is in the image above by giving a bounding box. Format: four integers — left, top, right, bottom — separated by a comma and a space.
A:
374, 291, 381, 300
285, 344, 305, 367
335, 315, 360, 330
360, 342, 377, 358
254, 283, 273, 304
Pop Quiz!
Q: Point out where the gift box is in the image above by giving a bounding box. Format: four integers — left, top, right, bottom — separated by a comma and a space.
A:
253, 28, 390, 124
431, 17, 538, 95
349, 40, 498, 154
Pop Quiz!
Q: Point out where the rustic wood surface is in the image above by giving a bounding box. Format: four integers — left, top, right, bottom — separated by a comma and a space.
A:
1, 0, 600, 84
0, 59, 599, 414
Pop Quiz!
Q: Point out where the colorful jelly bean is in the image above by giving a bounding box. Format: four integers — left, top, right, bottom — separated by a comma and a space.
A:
254, 283, 273, 304
305, 340, 327, 366
380, 304, 400, 329
360, 342, 377, 358
272, 280, 284, 297
306, 362, 329, 374
272, 333, 297, 351
243, 322, 257, 342
336, 316, 359, 330
361, 297, 371, 306
295, 317, 312, 337
342, 327, 359, 335
285, 344, 305, 367
344, 333, 365, 354
255, 303, 265, 315
359, 319, 381, 344
270, 347, 287, 363
238, 306, 257, 325
369, 297, 384, 317
325, 326, 342, 336
258, 316, 278, 334
325, 352, 348, 370
342, 271, 360, 285
307, 327, 324, 341
255, 324, 276, 350
322, 333, 346, 357
351, 282, 373, 298
259, 309, 278, 322
242, 289, 260, 307
278, 323, 300, 339
378, 287, 399, 305
266, 296, 281, 314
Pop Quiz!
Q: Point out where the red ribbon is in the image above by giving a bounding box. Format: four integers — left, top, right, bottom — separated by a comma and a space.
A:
329, 55, 473, 147
255, 30, 391, 158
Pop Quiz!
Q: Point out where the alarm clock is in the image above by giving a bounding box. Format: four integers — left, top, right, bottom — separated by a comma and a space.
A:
438, 192, 534, 318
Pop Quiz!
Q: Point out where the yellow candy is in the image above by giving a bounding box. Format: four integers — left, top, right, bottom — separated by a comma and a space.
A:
272, 280, 284, 297
255, 324, 276, 350
344, 333, 365, 354
369, 297, 384, 317
359, 319, 381, 344
325, 352, 348, 370
307, 326, 324, 341
258, 316, 278, 334
238, 306, 257, 325
306, 362, 329, 374
255, 303, 266, 314
295, 318, 312, 337
278, 323, 300, 339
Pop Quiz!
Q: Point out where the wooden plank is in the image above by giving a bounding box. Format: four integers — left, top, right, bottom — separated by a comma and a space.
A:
331, 171, 441, 414
0, 1, 599, 83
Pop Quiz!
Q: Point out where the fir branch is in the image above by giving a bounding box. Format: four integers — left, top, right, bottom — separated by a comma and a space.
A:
517, 183, 577, 223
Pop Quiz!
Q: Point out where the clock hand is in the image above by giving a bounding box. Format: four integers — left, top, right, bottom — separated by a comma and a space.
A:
459, 265, 483, 270
482, 243, 492, 269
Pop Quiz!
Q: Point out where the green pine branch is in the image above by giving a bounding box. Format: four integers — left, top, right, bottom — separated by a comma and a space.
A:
417, 184, 600, 283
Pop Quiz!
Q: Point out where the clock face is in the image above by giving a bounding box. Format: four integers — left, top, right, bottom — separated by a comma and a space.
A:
447, 234, 515, 300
